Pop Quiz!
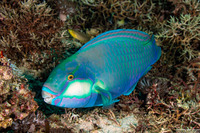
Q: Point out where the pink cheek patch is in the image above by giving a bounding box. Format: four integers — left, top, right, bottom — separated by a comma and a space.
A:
54, 98, 61, 105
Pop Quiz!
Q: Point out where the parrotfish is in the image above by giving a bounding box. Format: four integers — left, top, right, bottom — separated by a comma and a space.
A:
42, 29, 161, 108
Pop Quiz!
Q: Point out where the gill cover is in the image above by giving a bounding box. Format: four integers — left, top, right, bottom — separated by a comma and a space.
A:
42, 57, 95, 108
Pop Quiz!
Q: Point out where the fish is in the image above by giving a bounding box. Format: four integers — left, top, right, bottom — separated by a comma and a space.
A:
42, 29, 161, 108
68, 29, 90, 43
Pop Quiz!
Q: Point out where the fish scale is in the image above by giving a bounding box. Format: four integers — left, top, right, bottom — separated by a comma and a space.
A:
42, 29, 161, 108
77, 38, 152, 97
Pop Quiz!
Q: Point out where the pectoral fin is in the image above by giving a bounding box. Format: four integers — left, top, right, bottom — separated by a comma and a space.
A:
94, 80, 119, 107
95, 86, 113, 107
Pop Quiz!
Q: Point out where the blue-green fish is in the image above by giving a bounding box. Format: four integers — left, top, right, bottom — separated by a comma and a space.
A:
42, 29, 161, 108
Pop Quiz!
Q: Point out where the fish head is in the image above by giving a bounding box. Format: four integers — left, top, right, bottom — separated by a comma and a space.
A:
42, 58, 95, 108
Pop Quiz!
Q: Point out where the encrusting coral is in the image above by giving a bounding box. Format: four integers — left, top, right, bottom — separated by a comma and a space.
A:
0, 56, 38, 129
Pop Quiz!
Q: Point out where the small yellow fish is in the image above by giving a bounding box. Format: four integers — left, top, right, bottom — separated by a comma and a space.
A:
68, 29, 90, 43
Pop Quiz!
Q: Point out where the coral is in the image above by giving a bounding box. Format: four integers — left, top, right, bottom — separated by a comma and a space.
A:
0, 56, 38, 130
11, 111, 46, 132
148, 80, 199, 131
56, 0, 77, 21
49, 128, 73, 133
0, 0, 66, 78
136, 77, 171, 105
65, 0, 166, 32
154, 0, 200, 80
86, 28, 101, 38
81, 0, 96, 6
0, 0, 199, 132
188, 55, 200, 80
45, 0, 200, 132
45, 108, 138, 132
131, 74, 200, 132
168, 0, 200, 16
157, 14, 199, 62
117, 54, 200, 132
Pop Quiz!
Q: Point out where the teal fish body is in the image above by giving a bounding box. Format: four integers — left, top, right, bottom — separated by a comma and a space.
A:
42, 29, 161, 108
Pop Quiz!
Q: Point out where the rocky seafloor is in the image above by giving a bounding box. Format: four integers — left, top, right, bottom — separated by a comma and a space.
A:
0, 0, 199, 132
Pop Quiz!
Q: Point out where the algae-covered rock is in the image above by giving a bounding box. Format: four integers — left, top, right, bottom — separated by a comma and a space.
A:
0, 57, 38, 129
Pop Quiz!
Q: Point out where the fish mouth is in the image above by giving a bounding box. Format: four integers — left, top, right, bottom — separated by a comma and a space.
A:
42, 86, 56, 104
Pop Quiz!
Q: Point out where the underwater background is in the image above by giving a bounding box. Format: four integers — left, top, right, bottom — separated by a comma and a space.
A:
0, 0, 199, 132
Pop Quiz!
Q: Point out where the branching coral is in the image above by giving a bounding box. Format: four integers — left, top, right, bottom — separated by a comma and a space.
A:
168, 0, 200, 16
0, 0, 65, 75
154, 0, 200, 80
64, 0, 164, 32
0, 57, 38, 129
131, 76, 200, 132
157, 14, 200, 62
0, 0, 199, 132
149, 81, 199, 131
11, 111, 46, 132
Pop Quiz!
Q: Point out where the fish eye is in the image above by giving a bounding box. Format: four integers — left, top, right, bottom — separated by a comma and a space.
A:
67, 74, 74, 80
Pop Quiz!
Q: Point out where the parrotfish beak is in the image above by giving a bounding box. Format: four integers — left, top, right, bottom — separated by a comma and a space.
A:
41, 79, 99, 108
42, 86, 56, 104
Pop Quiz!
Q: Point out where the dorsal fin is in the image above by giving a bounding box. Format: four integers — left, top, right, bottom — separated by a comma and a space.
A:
79, 29, 151, 51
